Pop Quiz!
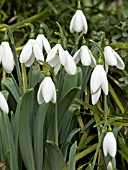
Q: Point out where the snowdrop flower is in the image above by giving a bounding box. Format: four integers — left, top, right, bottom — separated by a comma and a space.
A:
90, 65, 108, 105
36, 34, 51, 54
104, 46, 125, 70
0, 42, 15, 73
70, 10, 88, 34
0, 91, 9, 113
20, 39, 44, 67
37, 77, 56, 104
107, 162, 113, 170
46, 44, 76, 75
103, 132, 117, 158
73, 45, 96, 67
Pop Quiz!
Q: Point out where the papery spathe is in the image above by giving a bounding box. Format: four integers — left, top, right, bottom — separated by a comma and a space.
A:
73, 45, 96, 67
90, 65, 108, 105
36, 34, 51, 54
107, 162, 113, 170
103, 132, 117, 158
0, 91, 9, 114
20, 39, 44, 67
104, 46, 125, 70
70, 10, 88, 34
0, 42, 15, 73
37, 77, 56, 104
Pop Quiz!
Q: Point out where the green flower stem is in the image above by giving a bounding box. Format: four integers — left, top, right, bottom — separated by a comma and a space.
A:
0, 24, 23, 95
55, 102, 58, 146
104, 95, 108, 131
21, 64, 28, 92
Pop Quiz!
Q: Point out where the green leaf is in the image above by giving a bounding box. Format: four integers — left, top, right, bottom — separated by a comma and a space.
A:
19, 89, 35, 170
0, 112, 18, 170
43, 140, 65, 170
34, 103, 49, 170
1, 77, 20, 101
68, 142, 77, 170
81, 118, 95, 132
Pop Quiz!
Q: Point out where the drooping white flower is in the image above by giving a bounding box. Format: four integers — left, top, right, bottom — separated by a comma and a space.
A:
0, 42, 15, 73
90, 65, 108, 105
20, 39, 44, 67
46, 44, 76, 75
103, 132, 117, 158
37, 77, 56, 104
0, 91, 9, 113
70, 10, 88, 34
107, 161, 113, 170
73, 45, 96, 67
36, 34, 51, 54
104, 46, 125, 70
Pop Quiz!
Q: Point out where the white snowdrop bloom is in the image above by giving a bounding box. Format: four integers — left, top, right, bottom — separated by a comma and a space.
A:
90, 65, 108, 105
36, 34, 51, 54
37, 77, 56, 104
103, 132, 117, 158
70, 10, 88, 34
0, 91, 9, 114
107, 162, 113, 170
47, 44, 76, 75
104, 46, 125, 70
73, 45, 96, 67
0, 42, 15, 73
20, 39, 44, 67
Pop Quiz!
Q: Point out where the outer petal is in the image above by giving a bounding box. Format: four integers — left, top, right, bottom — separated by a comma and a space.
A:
90, 52, 96, 68
100, 66, 108, 95
107, 162, 112, 170
80, 46, 91, 66
90, 65, 102, 94
63, 51, 76, 75
0, 91, 9, 113
103, 132, 117, 158
70, 13, 76, 33
58, 44, 65, 66
73, 49, 81, 64
25, 52, 35, 67
74, 10, 84, 33
33, 41, 44, 63
42, 35, 51, 54
81, 11, 88, 34
91, 88, 101, 105
36, 34, 43, 49
42, 77, 56, 103
46, 45, 57, 62
54, 62, 61, 75
20, 39, 33, 63
37, 81, 45, 104
113, 50, 125, 70
1, 42, 15, 73
48, 54, 59, 67
104, 46, 117, 66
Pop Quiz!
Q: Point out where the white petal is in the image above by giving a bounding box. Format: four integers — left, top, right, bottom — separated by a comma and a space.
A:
80, 46, 91, 66
63, 51, 76, 75
73, 49, 80, 64
36, 34, 43, 49
100, 67, 108, 95
0, 91, 9, 113
107, 162, 112, 170
20, 39, 33, 63
33, 41, 44, 64
70, 13, 76, 33
54, 62, 61, 75
25, 52, 35, 67
113, 50, 125, 70
48, 54, 59, 67
42, 35, 51, 54
73, 10, 84, 33
90, 65, 102, 94
46, 45, 57, 62
42, 77, 56, 103
104, 46, 117, 66
81, 11, 88, 34
91, 89, 101, 105
103, 132, 117, 158
90, 52, 96, 68
58, 44, 65, 66
37, 81, 45, 104
1, 42, 14, 73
